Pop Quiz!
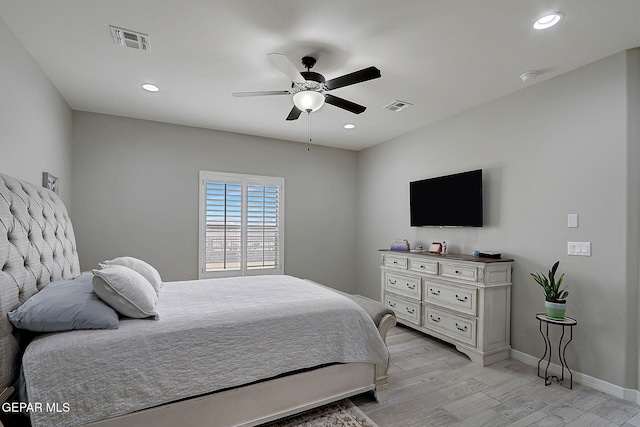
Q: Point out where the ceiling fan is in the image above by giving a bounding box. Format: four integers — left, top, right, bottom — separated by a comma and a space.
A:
232, 53, 381, 121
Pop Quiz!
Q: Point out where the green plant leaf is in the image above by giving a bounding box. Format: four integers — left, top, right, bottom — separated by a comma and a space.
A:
551, 261, 560, 276
531, 273, 546, 286
557, 285, 568, 297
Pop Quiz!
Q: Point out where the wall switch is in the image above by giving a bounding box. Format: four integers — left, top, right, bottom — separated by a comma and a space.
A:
568, 241, 591, 256
568, 214, 578, 228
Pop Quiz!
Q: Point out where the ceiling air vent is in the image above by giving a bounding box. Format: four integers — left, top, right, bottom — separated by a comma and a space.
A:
383, 100, 413, 112
110, 26, 149, 51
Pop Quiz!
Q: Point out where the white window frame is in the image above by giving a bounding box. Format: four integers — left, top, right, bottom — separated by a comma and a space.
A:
199, 171, 285, 278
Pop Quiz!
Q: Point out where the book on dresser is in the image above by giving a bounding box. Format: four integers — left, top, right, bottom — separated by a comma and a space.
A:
379, 249, 514, 366
390, 239, 410, 251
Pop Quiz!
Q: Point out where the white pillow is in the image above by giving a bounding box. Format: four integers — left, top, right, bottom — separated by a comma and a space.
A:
92, 265, 159, 320
100, 256, 163, 295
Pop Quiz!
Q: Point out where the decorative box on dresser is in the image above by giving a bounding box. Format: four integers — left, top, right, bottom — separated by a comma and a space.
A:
380, 250, 514, 366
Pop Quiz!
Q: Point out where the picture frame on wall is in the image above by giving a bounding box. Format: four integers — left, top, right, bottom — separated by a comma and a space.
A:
42, 172, 59, 194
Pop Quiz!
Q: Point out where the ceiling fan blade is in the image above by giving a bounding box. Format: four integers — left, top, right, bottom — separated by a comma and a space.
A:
325, 94, 366, 114
232, 90, 290, 97
286, 106, 303, 121
268, 53, 306, 83
325, 66, 381, 91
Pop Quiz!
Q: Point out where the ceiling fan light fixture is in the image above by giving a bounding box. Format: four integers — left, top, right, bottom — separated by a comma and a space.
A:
293, 91, 325, 113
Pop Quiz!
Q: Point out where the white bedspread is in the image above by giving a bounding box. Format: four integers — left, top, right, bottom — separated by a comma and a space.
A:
22, 275, 389, 427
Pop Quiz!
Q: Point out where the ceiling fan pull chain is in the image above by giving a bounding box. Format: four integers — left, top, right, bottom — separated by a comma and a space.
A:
307, 111, 312, 151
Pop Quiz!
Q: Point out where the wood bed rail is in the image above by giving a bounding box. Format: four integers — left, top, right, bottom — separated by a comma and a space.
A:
0, 386, 14, 405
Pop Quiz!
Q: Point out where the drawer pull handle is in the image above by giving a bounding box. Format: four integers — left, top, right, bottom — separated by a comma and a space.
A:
430, 289, 441, 296
388, 301, 397, 308
389, 279, 397, 285
406, 307, 415, 314
455, 294, 468, 302
420, 265, 425, 269
406, 283, 416, 290
430, 314, 441, 323
455, 270, 460, 274
455, 323, 468, 332
393, 261, 398, 264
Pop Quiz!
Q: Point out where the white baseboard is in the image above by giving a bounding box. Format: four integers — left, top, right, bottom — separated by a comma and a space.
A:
510, 349, 640, 404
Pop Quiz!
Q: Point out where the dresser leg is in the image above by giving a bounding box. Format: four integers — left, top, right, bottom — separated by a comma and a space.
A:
456, 345, 510, 366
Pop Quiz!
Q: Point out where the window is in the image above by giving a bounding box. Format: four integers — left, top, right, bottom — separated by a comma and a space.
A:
199, 171, 284, 278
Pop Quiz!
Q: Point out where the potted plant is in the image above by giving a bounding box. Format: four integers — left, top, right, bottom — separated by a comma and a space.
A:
530, 261, 568, 319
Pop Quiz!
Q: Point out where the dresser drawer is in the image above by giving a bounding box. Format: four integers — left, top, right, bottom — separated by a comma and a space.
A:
424, 280, 476, 315
408, 258, 438, 275
385, 273, 421, 299
439, 262, 478, 282
385, 294, 421, 325
384, 255, 408, 269
424, 306, 476, 347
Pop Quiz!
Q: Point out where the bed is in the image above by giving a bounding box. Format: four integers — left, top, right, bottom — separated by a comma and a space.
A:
0, 172, 396, 427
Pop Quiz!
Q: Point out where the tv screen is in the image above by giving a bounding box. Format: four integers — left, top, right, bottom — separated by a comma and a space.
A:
410, 169, 483, 227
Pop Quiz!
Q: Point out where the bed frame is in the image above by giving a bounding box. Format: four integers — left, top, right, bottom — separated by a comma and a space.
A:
0, 172, 395, 427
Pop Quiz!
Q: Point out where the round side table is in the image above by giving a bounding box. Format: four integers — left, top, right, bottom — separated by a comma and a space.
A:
536, 313, 577, 389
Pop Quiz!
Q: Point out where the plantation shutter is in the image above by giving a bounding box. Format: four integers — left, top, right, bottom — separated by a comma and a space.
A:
204, 181, 242, 272
199, 171, 284, 278
246, 183, 280, 270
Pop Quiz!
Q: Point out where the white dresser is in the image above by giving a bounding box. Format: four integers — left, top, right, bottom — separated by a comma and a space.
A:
380, 250, 513, 366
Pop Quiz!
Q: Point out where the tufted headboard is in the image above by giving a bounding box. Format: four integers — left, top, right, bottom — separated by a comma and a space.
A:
0, 172, 80, 388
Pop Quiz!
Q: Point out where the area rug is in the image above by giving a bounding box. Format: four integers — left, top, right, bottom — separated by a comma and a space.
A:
261, 399, 379, 427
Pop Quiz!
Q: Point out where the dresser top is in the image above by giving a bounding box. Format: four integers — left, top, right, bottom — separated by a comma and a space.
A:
379, 249, 514, 264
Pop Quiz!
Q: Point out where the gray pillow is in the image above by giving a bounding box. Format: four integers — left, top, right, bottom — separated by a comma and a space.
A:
100, 256, 163, 295
92, 265, 159, 319
8, 273, 119, 332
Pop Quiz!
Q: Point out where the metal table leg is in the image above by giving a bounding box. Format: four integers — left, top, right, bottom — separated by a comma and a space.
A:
536, 313, 576, 389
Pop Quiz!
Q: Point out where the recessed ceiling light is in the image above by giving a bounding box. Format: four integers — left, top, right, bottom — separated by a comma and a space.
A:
343, 123, 356, 129
520, 70, 539, 82
142, 83, 159, 92
533, 13, 563, 30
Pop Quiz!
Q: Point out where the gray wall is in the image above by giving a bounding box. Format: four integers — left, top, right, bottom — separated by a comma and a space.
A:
4, 8, 640, 392
71, 112, 359, 291
627, 49, 640, 391
356, 50, 639, 389
0, 16, 72, 202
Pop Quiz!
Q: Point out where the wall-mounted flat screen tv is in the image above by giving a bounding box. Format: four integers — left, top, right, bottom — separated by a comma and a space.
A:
410, 169, 483, 227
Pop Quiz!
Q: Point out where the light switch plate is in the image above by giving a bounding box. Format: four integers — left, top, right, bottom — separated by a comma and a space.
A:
568, 214, 578, 228
568, 241, 591, 256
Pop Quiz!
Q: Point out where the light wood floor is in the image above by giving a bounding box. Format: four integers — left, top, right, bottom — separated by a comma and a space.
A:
352, 325, 640, 426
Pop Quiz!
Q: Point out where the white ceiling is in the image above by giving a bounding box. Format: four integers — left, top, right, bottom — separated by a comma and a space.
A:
1, 1, 640, 151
